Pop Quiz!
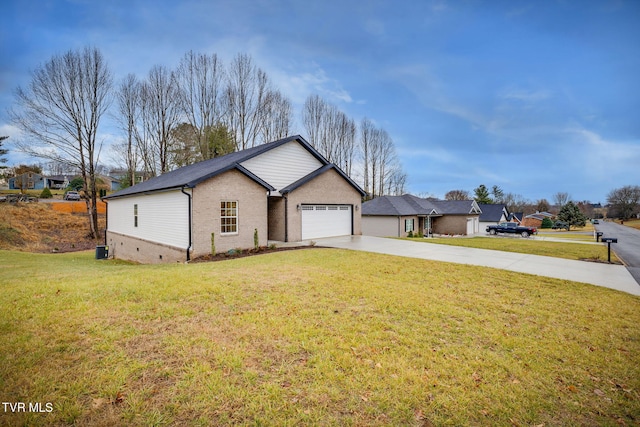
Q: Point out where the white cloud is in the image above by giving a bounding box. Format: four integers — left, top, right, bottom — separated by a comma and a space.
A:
499, 88, 553, 102
265, 61, 354, 106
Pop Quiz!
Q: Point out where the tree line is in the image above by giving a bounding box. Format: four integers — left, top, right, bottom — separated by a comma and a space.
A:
445, 184, 640, 220
8, 46, 406, 238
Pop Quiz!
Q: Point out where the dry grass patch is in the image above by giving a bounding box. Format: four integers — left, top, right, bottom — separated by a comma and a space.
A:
1, 249, 639, 426
0, 203, 104, 252
621, 219, 640, 231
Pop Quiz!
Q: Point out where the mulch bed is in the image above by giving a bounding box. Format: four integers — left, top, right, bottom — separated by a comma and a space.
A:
190, 245, 321, 263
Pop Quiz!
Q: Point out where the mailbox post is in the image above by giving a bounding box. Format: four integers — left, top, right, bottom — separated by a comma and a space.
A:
601, 237, 618, 263
595, 231, 603, 242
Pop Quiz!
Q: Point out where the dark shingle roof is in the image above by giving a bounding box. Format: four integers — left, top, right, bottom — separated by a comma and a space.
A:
478, 204, 508, 222
362, 195, 481, 216
362, 194, 439, 216
105, 135, 364, 199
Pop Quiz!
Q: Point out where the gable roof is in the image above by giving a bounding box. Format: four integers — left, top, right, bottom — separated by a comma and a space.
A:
362, 194, 437, 216
478, 204, 509, 222
104, 135, 364, 199
432, 199, 482, 215
362, 195, 482, 216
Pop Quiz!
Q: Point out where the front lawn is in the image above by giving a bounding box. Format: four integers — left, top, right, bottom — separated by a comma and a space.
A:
1, 249, 639, 426
404, 236, 620, 263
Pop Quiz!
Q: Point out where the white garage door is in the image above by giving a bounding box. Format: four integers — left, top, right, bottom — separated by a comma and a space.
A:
466, 218, 474, 235
301, 205, 352, 240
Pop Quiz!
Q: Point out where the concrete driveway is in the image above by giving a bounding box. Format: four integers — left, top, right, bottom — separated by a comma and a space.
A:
317, 235, 640, 296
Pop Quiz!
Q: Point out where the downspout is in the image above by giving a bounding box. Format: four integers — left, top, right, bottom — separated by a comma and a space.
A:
102, 197, 108, 245
181, 186, 192, 262
284, 193, 289, 242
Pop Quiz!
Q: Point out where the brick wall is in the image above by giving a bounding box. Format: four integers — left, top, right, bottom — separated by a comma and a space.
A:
284, 169, 362, 242
192, 169, 269, 257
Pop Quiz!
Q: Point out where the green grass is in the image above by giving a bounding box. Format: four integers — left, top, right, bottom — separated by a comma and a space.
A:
1, 249, 639, 426
403, 236, 620, 263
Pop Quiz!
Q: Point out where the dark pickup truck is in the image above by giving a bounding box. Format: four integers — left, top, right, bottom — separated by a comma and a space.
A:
486, 222, 537, 237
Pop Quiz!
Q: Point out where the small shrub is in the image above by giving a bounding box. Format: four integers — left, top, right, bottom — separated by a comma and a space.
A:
268, 243, 277, 250
541, 217, 553, 229
254, 228, 259, 251
407, 231, 414, 238
40, 188, 53, 199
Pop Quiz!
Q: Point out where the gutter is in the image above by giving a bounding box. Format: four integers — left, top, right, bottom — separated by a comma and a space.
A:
284, 193, 289, 242
181, 186, 192, 261
102, 197, 108, 245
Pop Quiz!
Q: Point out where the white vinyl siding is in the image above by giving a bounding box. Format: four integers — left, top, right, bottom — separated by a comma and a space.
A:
107, 190, 190, 248
240, 141, 323, 192
301, 204, 352, 240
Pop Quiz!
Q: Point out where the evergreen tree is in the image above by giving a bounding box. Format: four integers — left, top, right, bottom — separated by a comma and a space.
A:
473, 184, 492, 204
557, 201, 587, 230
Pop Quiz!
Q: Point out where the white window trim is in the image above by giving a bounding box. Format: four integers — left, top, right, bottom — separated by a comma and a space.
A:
221, 201, 239, 235
405, 218, 414, 233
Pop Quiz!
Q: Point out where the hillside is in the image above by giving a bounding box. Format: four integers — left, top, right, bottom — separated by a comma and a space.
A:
0, 202, 105, 252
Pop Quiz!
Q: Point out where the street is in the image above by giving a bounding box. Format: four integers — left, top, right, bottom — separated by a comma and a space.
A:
595, 221, 640, 286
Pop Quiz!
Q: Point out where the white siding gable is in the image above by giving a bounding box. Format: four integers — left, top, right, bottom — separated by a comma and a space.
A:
107, 189, 190, 249
240, 141, 323, 192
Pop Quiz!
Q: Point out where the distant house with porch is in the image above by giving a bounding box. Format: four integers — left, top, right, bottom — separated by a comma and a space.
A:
362, 194, 482, 237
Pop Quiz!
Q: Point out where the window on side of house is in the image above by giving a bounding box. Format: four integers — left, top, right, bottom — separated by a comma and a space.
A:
221, 201, 238, 234
405, 218, 414, 233
134, 204, 138, 227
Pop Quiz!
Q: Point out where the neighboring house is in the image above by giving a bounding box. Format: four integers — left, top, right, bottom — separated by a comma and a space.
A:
46, 175, 73, 189
9, 172, 46, 190
508, 212, 523, 224
104, 135, 365, 263
478, 204, 510, 231
361, 194, 482, 237
522, 211, 554, 228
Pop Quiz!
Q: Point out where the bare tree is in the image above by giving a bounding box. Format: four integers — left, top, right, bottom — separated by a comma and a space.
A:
302, 94, 356, 175
114, 74, 140, 187
445, 190, 471, 200
223, 53, 270, 150
607, 185, 640, 219
10, 46, 112, 239
553, 192, 570, 207
175, 51, 225, 160
385, 162, 407, 196
139, 65, 181, 175
359, 117, 375, 197
260, 90, 292, 142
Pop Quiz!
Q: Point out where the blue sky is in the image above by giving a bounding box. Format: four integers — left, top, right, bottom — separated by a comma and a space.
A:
1, 0, 639, 203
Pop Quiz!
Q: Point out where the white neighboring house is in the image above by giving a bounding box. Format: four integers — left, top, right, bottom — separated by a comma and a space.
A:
104, 135, 365, 263
478, 204, 510, 232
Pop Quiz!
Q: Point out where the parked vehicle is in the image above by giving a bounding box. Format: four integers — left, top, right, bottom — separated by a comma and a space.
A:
551, 221, 570, 231
63, 191, 81, 201
486, 222, 537, 238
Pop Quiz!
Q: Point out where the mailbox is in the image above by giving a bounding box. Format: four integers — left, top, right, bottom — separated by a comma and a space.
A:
601, 237, 618, 263
596, 231, 603, 242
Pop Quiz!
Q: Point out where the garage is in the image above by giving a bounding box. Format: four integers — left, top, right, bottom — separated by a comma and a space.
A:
301, 204, 352, 240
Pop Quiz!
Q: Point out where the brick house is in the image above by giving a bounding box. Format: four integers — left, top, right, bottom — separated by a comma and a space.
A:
361, 194, 482, 237
103, 135, 365, 263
